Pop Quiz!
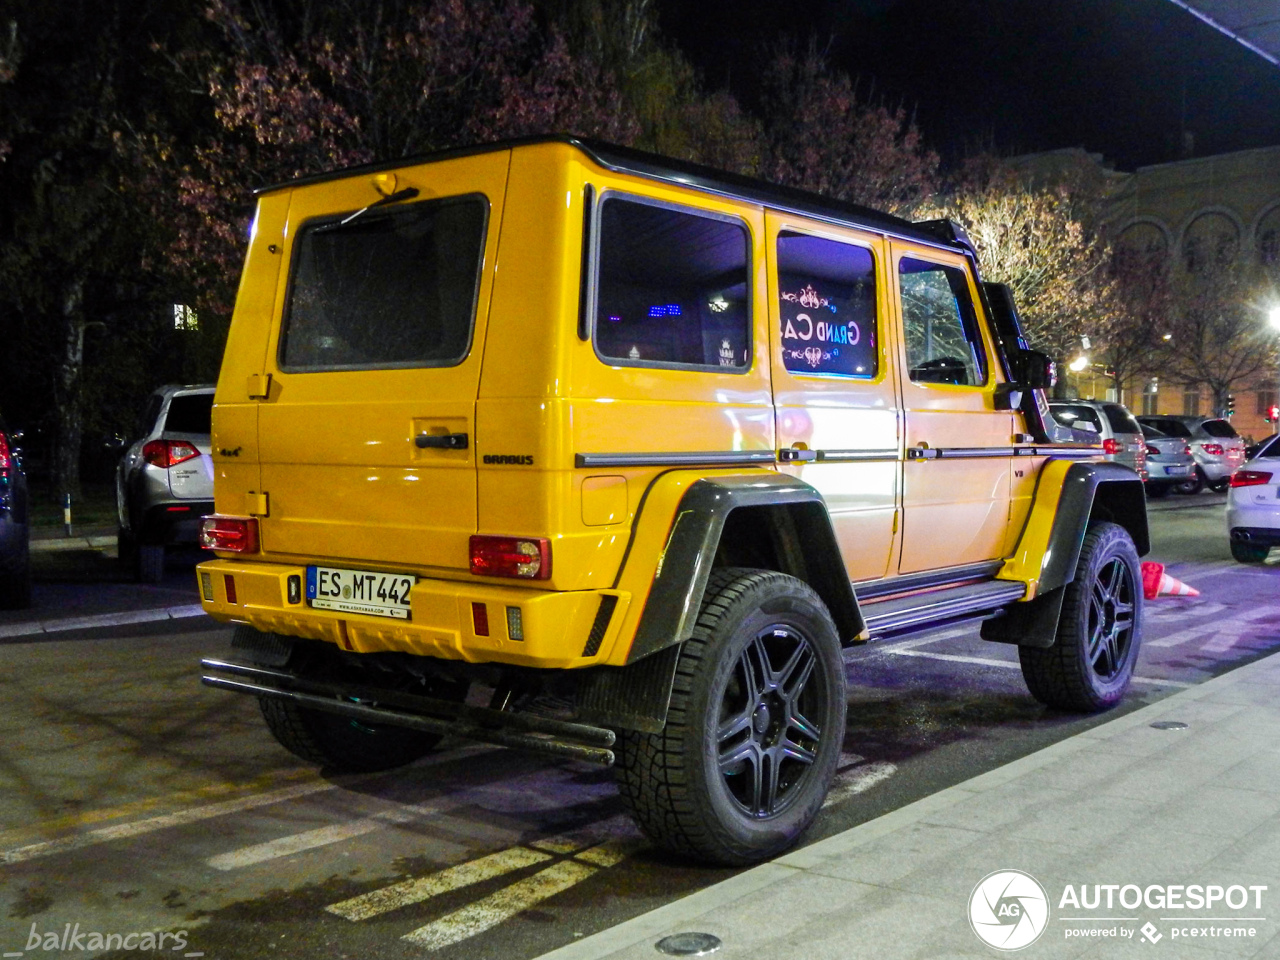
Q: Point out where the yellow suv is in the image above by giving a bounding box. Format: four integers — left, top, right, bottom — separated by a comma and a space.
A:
198, 137, 1148, 866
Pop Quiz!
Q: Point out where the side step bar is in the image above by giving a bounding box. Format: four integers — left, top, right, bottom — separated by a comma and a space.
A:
200, 658, 617, 767
858, 580, 1027, 641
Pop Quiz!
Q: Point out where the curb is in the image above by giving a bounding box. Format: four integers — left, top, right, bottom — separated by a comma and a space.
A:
0, 604, 209, 639
29, 535, 116, 554
531, 649, 1280, 960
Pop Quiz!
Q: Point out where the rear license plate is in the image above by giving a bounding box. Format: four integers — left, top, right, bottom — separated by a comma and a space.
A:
306, 566, 415, 619
1165, 465, 1189, 476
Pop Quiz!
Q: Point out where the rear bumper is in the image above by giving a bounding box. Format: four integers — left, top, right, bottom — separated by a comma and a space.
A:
140, 500, 214, 545
1229, 526, 1280, 547
196, 558, 631, 669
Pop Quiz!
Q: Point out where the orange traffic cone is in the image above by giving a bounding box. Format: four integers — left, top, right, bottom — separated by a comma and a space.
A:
1140, 561, 1200, 599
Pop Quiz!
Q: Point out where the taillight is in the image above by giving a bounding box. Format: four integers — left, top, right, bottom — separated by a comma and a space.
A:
1230, 470, 1273, 488
1146, 444, 1160, 456
143, 439, 202, 468
199, 515, 260, 553
1102, 438, 1122, 455
0, 432, 10, 470
1183, 442, 1192, 456
1202, 443, 1225, 456
469, 536, 551, 580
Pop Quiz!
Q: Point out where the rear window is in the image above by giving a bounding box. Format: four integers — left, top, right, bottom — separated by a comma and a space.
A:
163, 394, 213, 435
593, 196, 750, 371
1201, 419, 1238, 438
1102, 404, 1142, 435
776, 232, 878, 377
280, 195, 488, 371
1143, 418, 1191, 438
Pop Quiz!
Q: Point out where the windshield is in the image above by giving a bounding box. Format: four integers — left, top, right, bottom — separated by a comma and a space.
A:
280, 195, 488, 371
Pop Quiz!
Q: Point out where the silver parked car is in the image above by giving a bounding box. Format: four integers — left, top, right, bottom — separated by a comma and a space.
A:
116, 385, 215, 582
1140, 423, 1197, 498
1049, 399, 1148, 478
1136, 415, 1246, 493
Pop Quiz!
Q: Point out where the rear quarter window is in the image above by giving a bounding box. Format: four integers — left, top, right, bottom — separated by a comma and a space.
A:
1201, 419, 1238, 438
1050, 404, 1102, 430
1102, 405, 1142, 435
279, 195, 488, 371
593, 195, 750, 371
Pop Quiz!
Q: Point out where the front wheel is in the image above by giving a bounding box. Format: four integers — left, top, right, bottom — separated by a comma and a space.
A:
614, 568, 846, 866
1020, 521, 1142, 712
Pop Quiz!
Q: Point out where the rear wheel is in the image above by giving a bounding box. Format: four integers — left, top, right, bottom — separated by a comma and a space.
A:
1175, 470, 1204, 495
1230, 541, 1269, 563
0, 537, 31, 610
1145, 483, 1170, 499
136, 543, 165, 583
614, 568, 846, 866
259, 644, 470, 773
1020, 521, 1142, 712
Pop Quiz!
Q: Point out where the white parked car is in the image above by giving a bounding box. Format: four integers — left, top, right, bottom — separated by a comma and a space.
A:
1138, 415, 1246, 493
1226, 433, 1280, 562
115, 385, 215, 581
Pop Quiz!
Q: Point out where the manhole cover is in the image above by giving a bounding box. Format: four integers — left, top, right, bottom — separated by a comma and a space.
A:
1149, 720, 1189, 730
655, 933, 722, 956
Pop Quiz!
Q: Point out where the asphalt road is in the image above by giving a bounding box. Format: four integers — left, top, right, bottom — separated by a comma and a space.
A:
1, 491, 1277, 960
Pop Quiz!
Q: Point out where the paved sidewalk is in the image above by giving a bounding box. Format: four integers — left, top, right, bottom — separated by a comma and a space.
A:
539, 653, 1280, 960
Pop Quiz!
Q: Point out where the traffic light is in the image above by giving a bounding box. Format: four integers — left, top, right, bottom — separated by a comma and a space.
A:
1227, 395, 1236, 416
1268, 405, 1280, 423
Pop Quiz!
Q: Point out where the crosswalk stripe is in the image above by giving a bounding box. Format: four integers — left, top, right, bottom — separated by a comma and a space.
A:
326, 846, 553, 921
402, 856, 599, 950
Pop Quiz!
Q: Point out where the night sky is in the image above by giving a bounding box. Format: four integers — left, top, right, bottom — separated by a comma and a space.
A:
657, 0, 1280, 172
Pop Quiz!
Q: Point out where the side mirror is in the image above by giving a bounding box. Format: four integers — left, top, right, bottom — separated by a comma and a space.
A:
1011, 349, 1056, 390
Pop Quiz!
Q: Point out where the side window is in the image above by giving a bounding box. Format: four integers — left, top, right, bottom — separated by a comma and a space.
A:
594, 196, 750, 371
899, 257, 988, 386
1052, 404, 1103, 432
776, 232, 877, 377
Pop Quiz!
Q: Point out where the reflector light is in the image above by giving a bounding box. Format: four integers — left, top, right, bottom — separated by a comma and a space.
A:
506, 606, 524, 641
143, 439, 202, 468
166, 505, 191, 512
1203, 443, 1225, 456
1230, 470, 1273, 488
1102, 438, 1122, 455
472, 601, 490, 636
199, 515, 259, 553
469, 536, 551, 580
200, 572, 213, 601
224, 574, 238, 604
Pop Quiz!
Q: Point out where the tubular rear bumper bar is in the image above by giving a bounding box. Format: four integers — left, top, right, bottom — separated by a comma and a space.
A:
200, 658, 616, 766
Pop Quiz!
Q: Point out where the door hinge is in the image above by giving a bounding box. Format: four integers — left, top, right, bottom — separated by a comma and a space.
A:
245, 491, 269, 517
247, 373, 272, 400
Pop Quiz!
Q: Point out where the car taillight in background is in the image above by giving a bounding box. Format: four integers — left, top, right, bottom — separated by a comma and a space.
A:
199, 515, 259, 553
1146, 444, 1160, 456
0, 432, 10, 470
469, 536, 551, 580
1102, 438, 1122, 455
1183, 442, 1192, 456
143, 439, 202, 468
1202, 443, 1225, 456
1229, 470, 1273, 488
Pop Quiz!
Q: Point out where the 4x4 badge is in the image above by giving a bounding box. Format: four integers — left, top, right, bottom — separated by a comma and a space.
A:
219, 447, 242, 457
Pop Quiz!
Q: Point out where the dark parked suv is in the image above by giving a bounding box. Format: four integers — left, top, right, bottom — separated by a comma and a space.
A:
0, 412, 30, 608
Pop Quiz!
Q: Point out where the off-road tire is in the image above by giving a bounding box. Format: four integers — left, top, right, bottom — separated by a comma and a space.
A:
614, 568, 846, 866
257, 645, 470, 773
136, 543, 165, 583
0, 538, 31, 609
1230, 541, 1269, 563
1020, 521, 1142, 712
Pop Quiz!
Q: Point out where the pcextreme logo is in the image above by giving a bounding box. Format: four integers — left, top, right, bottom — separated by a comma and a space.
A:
969, 869, 1050, 951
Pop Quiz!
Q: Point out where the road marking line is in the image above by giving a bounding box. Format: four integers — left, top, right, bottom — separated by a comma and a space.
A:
326, 847, 553, 921
207, 800, 458, 871
822, 760, 898, 808
573, 839, 644, 868
0, 780, 337, 865
1145, 607, 1277, 648
884, 649, 1194, 687
403, 856, 600, 950
0, 604, 208, 639
0, 768, 318, 849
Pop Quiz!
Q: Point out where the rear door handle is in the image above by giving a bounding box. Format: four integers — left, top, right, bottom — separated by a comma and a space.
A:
415, 432, 469, 450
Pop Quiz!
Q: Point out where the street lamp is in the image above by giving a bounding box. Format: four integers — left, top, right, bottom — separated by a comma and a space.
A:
1270, 307, 1280, 433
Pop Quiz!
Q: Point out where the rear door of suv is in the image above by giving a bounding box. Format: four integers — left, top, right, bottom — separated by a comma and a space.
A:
252, 151, 509, 573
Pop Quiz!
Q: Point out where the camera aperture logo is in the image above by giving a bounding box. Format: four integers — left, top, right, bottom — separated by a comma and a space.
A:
969, 869, 1050, 950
